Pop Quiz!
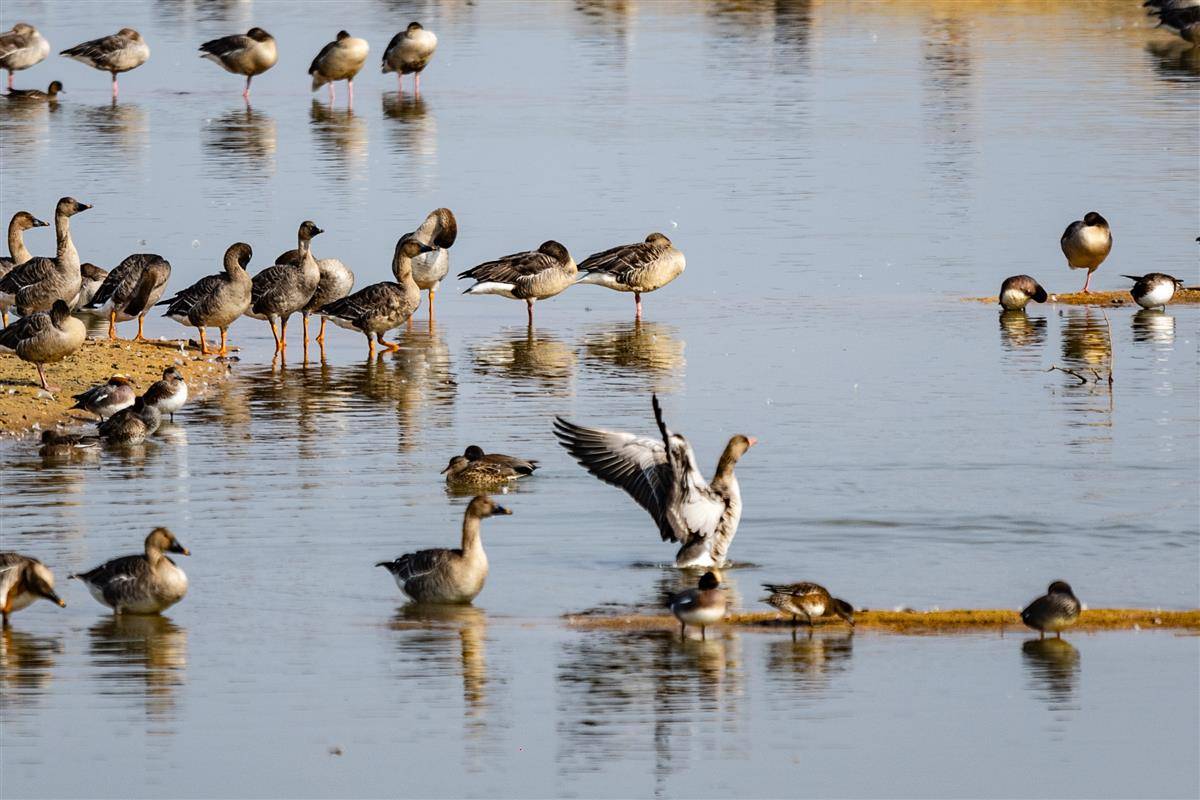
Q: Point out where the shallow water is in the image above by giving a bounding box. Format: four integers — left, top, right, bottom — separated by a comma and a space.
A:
1, 1, 1198, 797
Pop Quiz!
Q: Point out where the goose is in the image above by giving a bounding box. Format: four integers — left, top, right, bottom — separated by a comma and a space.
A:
0, 197, 91, 316
1060, 212, 1111, 294
70, 528, 189, 615
998, 275, 1048, 311
441, 445, 539, 488
85, 253, 172, 341
97, 395, 162, 445
400, 207, 458, 322
71, 374, 136, 419
0, 211, 48, 325
142, 366, 187, 421
667, 571, 726, 640
576, 233, 686, 320
198, 28, 277, 99
0, 300, 85, 391
0, 23, 50, 90
382, 22, 437, 93
554, 394, 756, 568
319, 238, 432, 355
74, 263, 108, 310
39, 429, 100, 456
763, 582, 855, 630
1021, 581, 1081, 640
1123, 272, 1183, 310
273, 245, 353, 348
1150, 3, 1200, 44
159, 242, 253, 355
4, 80, 62, 101
247, 220, 324, 353
60, 28, 149, 97
0, 553, 65, 623
309, 30, 369, 104
458, 240, 577, 325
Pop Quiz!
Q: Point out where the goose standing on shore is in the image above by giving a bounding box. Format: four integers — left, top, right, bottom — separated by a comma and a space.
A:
554, 394, 756, 568
60, 28, 149, 98
85, 253, 172, 341
199, 28, 277, 100
667, 571, 725, 640
1021, 581, 1081, 640
0, 197, 90, 316
576, 233, 686, 320
273, 245, 353, 348
319, 239, 432, 355
1, 553, 65, 623
1060, 212, 1111, 294
309, 30, 369, 104
248, 221, 323, 353
71, 375, 136, 420
459, 241, 577, 325
763, 582, 855, 631
0, 300, 86, 391
143, 367, 187, 422
4, 80, 62, 101
159, 242, 253, 355
97, 395, 162, 445
401, 207, 457, 322
70, 528, 189, 615
382, 22, 437, 93
1123, 272, 1184, 310
74, 263, 108, 310
998, 275, 1048, 311
0, 23, 50, 90
441, 445, 539, 489
0, 211, 48, 325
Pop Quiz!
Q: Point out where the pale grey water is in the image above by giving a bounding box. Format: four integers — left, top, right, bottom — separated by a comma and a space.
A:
1, 1, 1198, 798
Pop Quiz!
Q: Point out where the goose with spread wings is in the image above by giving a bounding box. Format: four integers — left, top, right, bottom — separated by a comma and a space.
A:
553, 395, 756, 568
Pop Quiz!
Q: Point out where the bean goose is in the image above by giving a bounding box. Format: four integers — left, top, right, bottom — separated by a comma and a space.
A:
763, 582, 855, 631
319, 238, 431, 355
248, 221, 324, 353
273, 245, 353, 348
0, 553, 65, 623
159, 242, 253, 355
85, 253, 172, 341
1123, 272, 1183, 310
1021, 581, 1081, 640
142, 367, 187, 422
4, 80, 62, 101
70, 528, 189, 615
441, 445, 539, 488
74, 263, 108, 310
0, 300, 85, 391
60, 28, 149, 98
1060, 212, 1111, 294
97, 395, 162, 445
376, 496, 511, 604
0, 23, 50, 90
71, 374, 136, 419
0, 197, 90, 316
667, 571, 725, 640
0, 211, 48, 325
382, 22, 437, 93
400, 208, 457, 322
554, 394, 756, 568
999, 275, 1048, 311
309, 30, 369, 104
458, 240, 577, 324
198, 28, 277, 99
576, 233, 686, 320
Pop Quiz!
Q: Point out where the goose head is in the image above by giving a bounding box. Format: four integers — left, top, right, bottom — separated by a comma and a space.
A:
537, 240, 570, 264
146, 527, 190, 557
49, 300, 73, 326
57, 197, 92, 217
467, 495, 512, 519
12, 211, 48, 230
406, 22, 425, 35
297, 220, 324, 242
1047, 580, 1075, 597
431, 208, 458, 248
645, 232, 671, 246
247, 28, 273, 43
224, 242, 253, 272
1082, 211, 1108, 229
26, 560, 65, 608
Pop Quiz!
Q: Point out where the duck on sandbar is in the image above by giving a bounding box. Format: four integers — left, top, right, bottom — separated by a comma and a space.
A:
39, 429, 100, 456
999, 275, 1048, 311
0, 553, 65, 623
1123, 273, 1183, 310
142, 366, 187, 421
70, 528, 189, 614
97, 395, 162, 445
763, 582, 855, 631
1021, 581, 1081, 640
71, 374, 136, 419
1060, 212, 1111, 294
441, 445, 539, 488
667, 571, 725, 640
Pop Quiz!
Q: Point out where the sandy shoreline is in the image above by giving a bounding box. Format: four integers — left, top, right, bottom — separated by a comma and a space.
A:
969, 288, 1200, 306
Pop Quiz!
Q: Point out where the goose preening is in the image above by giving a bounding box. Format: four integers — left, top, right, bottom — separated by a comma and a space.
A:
0, 300, 85, 391
1060, 212, 1111, 293
458, 240, 577, 324
376, 495, 511, 604
441, 445, 539, 489
74, 263, 108, 310
0, 197, 91, 317
553, 395, 756, 568
382, 22, 437, 93
667, 571, 726, 640
998, 275, 1049, 311
763, 582, 855, 631
60, 28, 149, 98
248, 220, 324, 353
198, 28, 277, 99
97, 395, 162, 445
4, 80, 62, 101
39, 429, 100, 456
0, 23, 50, 91
0, 553, 65, 623
85, 253, 172, 341
576, 233, 686, 320
70, 528, 189, 615
309, 30, 369, 104
319, 238, 431, 355
71, 374, 136, 419
142, 366, 187, 422
1123, 272, 1183, 310
274, 246, 354, 348
159, 242, 253, 355
1021, 581, 1081, 640
401, 207, 458, 322
0, 211, 48, 325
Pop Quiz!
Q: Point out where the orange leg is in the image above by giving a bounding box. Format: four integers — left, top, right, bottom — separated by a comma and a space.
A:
269, 319, 281, 351
378, 331, 401, 351
108, 309, 117, 340
367, 333, 376, 357
2, 309, 7, 327
302, 315, 311, 346
219, 327, 229, 356
197, 326, 208, 355
428, 290, 436, 321
134, 314, 147, 342
316, 317, 327, 344
279, 316, 289, 350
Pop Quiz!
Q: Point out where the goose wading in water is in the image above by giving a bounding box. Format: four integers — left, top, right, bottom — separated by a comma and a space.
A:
0, 23, 50, 90
0, 553, 65, 623
1123, 272, 1184, 310
458, 240, 577, 325
4, 80, 63, 101
319, 238, 432, 355
1021, 581, 1081, 640
0, 300, 86, 391
382, 22, 437, 93
401, 207, 457, 323
248, 221, 324, 353
198, 28, 277, 99
60, 28, 149, 98
376, 496, 511, 604
71, 374, 136, 419
576, 233, 686, 320
85, 253, 172, 341
1060, 212, 1111, 294
273, 245, 353, 348
309, 30, 369, 105
441, 445, 539, 489
667, 571, 726, 640
97, 395, 162, 445
0, 211, 48, 325
142, 366, 187, 422
74, 263, 109, 310
553, 394, 756, 568
763, 582, 855, 633
998, 275, 1048, 311
159, 242, 253, 355
0, 197, 91, 317
70, 528, 189, 615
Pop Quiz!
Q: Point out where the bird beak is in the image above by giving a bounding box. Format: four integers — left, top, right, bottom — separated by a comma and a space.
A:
439, 463, 451, 474
747, 437, 759, 447
170, 543, 190, 556
32, 218, 48, 227
47, 591, 66, 607
493, 505, 512, 516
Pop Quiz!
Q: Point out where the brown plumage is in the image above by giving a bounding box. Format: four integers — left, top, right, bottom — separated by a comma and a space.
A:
159, 242, 253, 355
199, 28, 277, 99
0, 300, 85, 391
576, 232, 686, 320
763, 582, 855, 630
441, 445, 539, 488
0, 210, 48, 325
0, 552, 65, 622
85, 253, 172, 341
319, 239, 430, 355
70, 528, 189, 614
1021, 581, 1081, 640
998, 275, 1048, 311
459, 240, 577, 324
0, 197, 91, 316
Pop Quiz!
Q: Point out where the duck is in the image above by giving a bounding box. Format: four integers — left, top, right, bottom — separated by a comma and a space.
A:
458, 240, 577, 325
0, 23, 50, 91
0, 210, 48, 325
142, 366, 187, 422
441, 445, 539, 488
376, 495, 511, 604
273, 245, 354, 348
763, 582, 855, 630
1123, 272, 1184, 310
0, 197, 91, 316
998, 275, 1048, 311
4, 80, 62, 101
319, 238, 432, 355
198, 28, 277, 99
0, 553, 65, 624
247, 221, 324, 353
158, 242, 253, 355
39, 429, 100, 456
74, 263, 108, 310
400, 208, 458, 322
554, 394, 756, 568
71, 374, 136, 419
60, 28, 149, 98
576, 233, 686, 320
70, 528, 189, 615
0, 300, 86, 391
1150, 2, 1200, 44
309, 30, 369, 104
97, 395, 162, 445
1021, 581, 1081, 640
1060, 212, 1112, 294
382, 22, 437, 93
667, 571, 726, 640
85, 253, 172, 341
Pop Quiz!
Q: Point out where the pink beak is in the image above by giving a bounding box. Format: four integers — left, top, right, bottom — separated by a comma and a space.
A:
747, 437, 759, 447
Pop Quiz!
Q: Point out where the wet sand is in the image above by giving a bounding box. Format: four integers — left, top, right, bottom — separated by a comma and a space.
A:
970, 288, 1200, 306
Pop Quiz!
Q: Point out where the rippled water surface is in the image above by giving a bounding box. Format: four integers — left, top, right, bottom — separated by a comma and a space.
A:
1, 1, 1197, 797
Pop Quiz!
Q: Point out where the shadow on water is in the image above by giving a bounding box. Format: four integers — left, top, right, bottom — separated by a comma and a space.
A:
1131, 308, 1175, 346
470, 325, 576, 397
309, 100, 369, 183
88, 615, 188, 727
580, 321, 686, 393
201, 105, 277, 175
1021, 637, 1080, 711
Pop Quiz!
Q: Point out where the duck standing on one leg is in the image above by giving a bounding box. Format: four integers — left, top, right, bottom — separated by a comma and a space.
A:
1060, 212, 1111, 294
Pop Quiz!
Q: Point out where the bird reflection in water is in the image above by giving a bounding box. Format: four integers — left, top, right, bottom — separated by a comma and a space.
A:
1056, 308, 1114, 435
88, 614, 188, 725
0, 93, 62, 155
0, 627, 62, 714
1060, 308, 1112, 371
470, 326, 576, 397
1021, 637, 1080, 711
998, 309, 1047, 351
1131, 308, 1175, 346
582, 321, 685, 392
310, 100, 368, 183
72, 100, 148, 161
1145, 39, 1200, 82
381, 93, 437, 187
765, 632, 853, 696
201, 105, 277, 175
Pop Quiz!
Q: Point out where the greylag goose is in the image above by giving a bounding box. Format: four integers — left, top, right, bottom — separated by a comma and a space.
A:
85, 253, 172, 341
71, 374, 136, 419
60, 28, 149, 98
1021, 581, 1081, 640
0, 300, 85, 391
1060, 212, 1111, 293
159, 242, 253, 355
1123, 272, 1183, 309
273, 245, 353, 348
0, 23, 50, 90
4, 80, 62, 101
0, 553, 65, 623
248, 220, 323, 353
0, 211, 48, 325
74, 263, 108, 310
458, 240, 577, 324
97, 395, 161, 445
576, 233, 686, 320
319, 238, 431, 355
553, 394, 756, 568
667, 571, 725, 640
441, 445, 539, 488
39, 429, 100, 456
70, 528, 189, 614
999, 275, 1048, 311
198, 28, 277, 99
375, 496, 511, 604
309, 30, 369, 104
382, 22, 437, 93
0, 197, 90, 316
142, 367, 187, 421
400, 208, 457, 322
763, 582, 855, 630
